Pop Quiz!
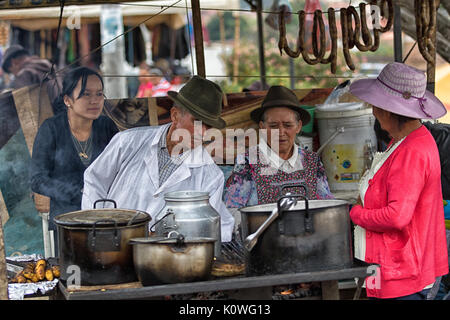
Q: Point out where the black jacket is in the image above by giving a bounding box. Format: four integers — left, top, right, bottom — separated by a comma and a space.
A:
30, 111, 118, 228
423, 121, 450, 199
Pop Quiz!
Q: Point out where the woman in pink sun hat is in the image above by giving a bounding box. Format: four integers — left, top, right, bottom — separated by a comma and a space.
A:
349, 62, 448, 299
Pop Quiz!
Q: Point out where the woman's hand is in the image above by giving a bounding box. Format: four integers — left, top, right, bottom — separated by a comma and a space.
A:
356, 196, 363, 207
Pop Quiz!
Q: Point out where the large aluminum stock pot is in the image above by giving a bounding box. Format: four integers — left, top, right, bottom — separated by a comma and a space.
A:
54, 199, 151, 286
240, 196, 353, 276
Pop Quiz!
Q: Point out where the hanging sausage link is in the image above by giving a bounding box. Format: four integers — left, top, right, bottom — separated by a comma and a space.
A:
415, 0, 436, 65
320, 7, 338, 74
278, 7, 301, 58
312, 10, 326, 61
359, 3, 373, 49
340, 8, 355, 71
277, 0, 393, 73
348, 6, 365, 52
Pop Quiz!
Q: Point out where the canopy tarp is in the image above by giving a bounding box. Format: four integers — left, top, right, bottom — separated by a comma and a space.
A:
0, 0, 240, 31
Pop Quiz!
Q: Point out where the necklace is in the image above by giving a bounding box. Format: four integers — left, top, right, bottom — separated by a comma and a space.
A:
71, 131, 92, 159
68, 118, 92, 159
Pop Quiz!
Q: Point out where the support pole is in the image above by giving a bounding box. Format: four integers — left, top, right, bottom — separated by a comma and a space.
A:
0, 214, 8, 300
233, 12, 240, 85
393, 4, 402, 62
289, 58, 295, 89
256, 0, 267, 88
218, 11, 225, 50
191, 0, 206, 78
100, 5, 127, 99
426, 0, 439, 94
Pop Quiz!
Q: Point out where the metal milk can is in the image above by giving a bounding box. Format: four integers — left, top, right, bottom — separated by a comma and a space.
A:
151, 191, 221, 257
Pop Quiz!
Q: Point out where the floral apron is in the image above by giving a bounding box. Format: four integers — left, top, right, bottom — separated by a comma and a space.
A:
246, 148, 321, 204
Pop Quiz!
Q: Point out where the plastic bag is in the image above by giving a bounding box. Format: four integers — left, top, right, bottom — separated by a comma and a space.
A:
316, 80, 365, 112
323, 80, 351, 105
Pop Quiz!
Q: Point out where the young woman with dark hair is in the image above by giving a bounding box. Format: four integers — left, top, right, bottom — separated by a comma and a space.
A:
30, 67, 119, 236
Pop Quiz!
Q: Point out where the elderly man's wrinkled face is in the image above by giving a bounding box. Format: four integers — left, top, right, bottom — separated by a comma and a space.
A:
259, 107, 302, 155
169, 106, 211, 152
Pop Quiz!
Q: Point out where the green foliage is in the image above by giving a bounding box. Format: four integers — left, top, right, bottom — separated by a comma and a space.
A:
207, 11, 252, 42
219, 37, 356, 93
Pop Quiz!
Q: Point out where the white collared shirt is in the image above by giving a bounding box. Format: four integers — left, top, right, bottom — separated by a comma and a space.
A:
258, 139, 303, 174
82, 123, 234, 242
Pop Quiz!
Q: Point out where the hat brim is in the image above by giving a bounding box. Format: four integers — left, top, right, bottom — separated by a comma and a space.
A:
1, 49, 28, 72
250, 105, 311, 126
167, 91, 226, 129
350, 78, 447, 119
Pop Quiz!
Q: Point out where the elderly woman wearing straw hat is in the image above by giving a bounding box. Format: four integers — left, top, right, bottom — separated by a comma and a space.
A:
223, 85, 334, 209
349, 62, 449, 300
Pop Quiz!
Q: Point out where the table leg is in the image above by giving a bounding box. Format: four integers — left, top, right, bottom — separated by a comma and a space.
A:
353, 277, 365, 300
321, 280, 340, 300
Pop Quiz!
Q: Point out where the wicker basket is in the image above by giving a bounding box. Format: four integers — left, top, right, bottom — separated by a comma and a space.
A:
33, 193, 50, 213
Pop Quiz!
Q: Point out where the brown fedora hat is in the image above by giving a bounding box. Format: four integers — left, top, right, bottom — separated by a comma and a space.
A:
167, 75, 226, 129
250, 85, 311, 126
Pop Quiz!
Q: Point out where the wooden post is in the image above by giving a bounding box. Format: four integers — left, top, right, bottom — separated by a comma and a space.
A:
321, 280, 340, 300
0, 211, 8, 300
233, 12, 240, 85
289, 58, 295, 89
256, 0, 267, 88
393, 4, 402, 62
191, 0, 206, 78
218, 11, 225, 49
100, 5, 127, 99
426, 0, 439, 94
147, 98, 159, 126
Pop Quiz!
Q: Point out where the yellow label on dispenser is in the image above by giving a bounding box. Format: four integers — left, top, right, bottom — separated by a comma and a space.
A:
323, 144, 364, 183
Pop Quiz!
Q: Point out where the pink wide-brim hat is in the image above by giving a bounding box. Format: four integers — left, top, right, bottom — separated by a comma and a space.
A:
350, 62, 447, 119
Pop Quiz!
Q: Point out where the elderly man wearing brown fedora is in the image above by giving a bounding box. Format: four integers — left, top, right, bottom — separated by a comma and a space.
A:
82, 75, 234, 241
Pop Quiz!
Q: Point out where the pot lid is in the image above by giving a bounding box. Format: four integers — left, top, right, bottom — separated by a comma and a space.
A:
54, 208, 151, 227
129, 236, 216, 245
164, 190, 210, 201
239, 199, 348, 214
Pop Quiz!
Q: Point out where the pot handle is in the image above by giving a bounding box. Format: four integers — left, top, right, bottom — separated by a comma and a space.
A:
93, 199, 117, 209
168, 231, 186, 246
149, 209, 174, 232
277, 193, 313, 234
90, 219, 120, 250
279, 182, 309, 199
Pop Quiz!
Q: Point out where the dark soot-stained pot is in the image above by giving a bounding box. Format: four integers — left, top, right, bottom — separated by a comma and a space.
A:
240, 198, 353, 276
54, 199, 151, 286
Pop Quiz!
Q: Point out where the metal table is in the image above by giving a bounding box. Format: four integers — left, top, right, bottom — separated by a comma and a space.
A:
57, 259, 375, 300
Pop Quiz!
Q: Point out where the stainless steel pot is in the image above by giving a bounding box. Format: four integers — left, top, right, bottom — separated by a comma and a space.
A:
240, 195, 353, 276
54, 199, 151, 286
152, 191, 221, 257
129, 233, 215, 286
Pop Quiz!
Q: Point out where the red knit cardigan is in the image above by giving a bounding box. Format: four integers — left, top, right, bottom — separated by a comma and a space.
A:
350, 125, 449, 299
